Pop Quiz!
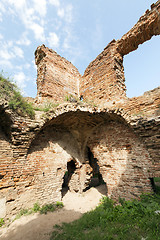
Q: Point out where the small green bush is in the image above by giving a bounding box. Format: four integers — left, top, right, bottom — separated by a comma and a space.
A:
56, 201, 64, 208
9, 91, 35, 119
15, 208, 30, 220
0, 73, 35, 119
0, 218, 4, 227
33, 202, 40, 212
40, 204, 56, 214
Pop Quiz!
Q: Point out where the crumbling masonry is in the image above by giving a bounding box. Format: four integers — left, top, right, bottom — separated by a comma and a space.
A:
0, 1, 160, 218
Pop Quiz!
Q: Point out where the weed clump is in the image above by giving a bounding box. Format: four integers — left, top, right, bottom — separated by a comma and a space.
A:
33, 202, 41, 212
0, 73, 35, 119
34, 102, 59, 112
40, 202, 64, 214
0, 218, 4, 227
40, 204, 56, 214
14, 201, 64, 221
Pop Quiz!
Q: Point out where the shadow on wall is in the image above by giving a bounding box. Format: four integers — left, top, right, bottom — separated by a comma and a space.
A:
87, 120, 153, 201
26, 111, 154, 203
27, 125, 81, 161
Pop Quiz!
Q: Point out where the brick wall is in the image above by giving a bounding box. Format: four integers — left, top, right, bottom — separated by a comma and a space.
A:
35, 45, 81, 103
87, 121, 152, 200
80, 40, 126, 104
0, 103, 159, 218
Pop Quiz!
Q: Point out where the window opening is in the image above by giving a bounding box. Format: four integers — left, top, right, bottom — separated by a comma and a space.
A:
62, 159, 76, 197
124, 36, 160, 98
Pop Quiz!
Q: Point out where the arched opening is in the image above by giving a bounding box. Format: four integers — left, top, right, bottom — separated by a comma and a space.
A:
124, 36, 160, 98
86, 147, 105, 190
62, 159, 76, 197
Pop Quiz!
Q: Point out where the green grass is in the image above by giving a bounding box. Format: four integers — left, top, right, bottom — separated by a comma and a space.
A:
0, 73, 35, 119
34, 102, 59, 112
14, 202, 64, 221
40, 202, 64, 214
0, 218, 4, 227
154, 177, 160, 183
50, 194, 160, 240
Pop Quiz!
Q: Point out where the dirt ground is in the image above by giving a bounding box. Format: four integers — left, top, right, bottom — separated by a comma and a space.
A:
0, 185, 107, 240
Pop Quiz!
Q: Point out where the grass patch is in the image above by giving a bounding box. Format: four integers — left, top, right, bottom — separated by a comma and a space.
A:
0, 218, 4, 227
40, 202, 64, 214
14, 202, 64, 220
50, 194, 160, 240
154, 177, 160, 183
34, 102, 59, 112
0, 73, 35, 119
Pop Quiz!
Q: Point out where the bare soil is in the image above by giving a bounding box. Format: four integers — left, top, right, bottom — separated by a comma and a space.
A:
0, 185, 107, 240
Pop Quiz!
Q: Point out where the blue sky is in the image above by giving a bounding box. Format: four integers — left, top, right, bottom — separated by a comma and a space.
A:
0, 0, 159, 98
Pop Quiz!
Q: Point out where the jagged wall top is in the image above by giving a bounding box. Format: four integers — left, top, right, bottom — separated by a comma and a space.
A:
35, 1, 160, 105
35, 45, 81, 103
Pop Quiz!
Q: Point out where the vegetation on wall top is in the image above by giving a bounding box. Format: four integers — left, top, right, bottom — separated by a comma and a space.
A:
0, 73, 35, 119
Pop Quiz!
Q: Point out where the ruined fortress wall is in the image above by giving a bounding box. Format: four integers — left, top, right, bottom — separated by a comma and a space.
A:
130, 118, 160, 178
80, 40, 126, 104
116, 87, 160, 178
0, 128, 13, 218
0, 104, 159, 219
35, 45, 81, 103
26, 126, 81, 203
87, 121, 152, 200
80, 1, 160, 105
119, 87, 160, 117
117, 2, 160, 55
0, 1, 160, 220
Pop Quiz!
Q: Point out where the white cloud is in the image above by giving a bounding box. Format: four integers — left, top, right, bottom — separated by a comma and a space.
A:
56, 4, 73, 22
16, 32, 31, 46
24, 63, 31, 69
0, 34, 3, 40
0, 12, 3, 22
49, 0, 60, 7
57, 8, 64, 18
47, 32, 59, 48
29, 23, 45, 41
3, 0, 45, 41
33, 0, 47, 17
13, 71, 27, 90
13, 46, 24, 58
0, 48, 13, 60
65, 4, 73, 23
8, 0, 26, 10
0, 2, 6, 21
0, 59, 13, 68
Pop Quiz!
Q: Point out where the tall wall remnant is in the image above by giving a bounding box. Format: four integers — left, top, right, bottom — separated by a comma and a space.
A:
0, 1, 160, 219
35, 1, 160, 105
80, 1, 160, 104
35, 45, 81, 103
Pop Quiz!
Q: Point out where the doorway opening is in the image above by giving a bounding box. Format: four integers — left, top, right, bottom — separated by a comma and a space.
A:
62, 159, 76, 197
87, 147, 105, 189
